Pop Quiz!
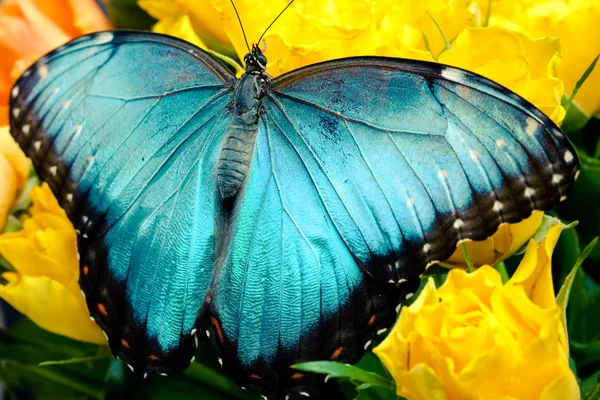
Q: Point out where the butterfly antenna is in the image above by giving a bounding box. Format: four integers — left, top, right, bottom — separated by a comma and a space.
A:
257, 0, 295, 47
229, 0, 250, 52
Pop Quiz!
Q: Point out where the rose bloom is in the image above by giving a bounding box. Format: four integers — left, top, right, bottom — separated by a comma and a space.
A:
374, 225, 579, 400
0, 184, 106, 344
0, 126, 30, 231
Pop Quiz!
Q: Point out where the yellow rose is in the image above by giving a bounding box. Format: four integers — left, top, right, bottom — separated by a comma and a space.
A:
0, 184, 106, 344
483, 0, 600, 117
441, 211, 543, 268
438, 26, 565, 123
374, 225, 579, 400
0, 126, 30, 231
138, 0, 233, 55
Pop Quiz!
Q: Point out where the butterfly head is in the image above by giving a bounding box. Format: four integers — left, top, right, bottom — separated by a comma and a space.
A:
244, 44, 267, 74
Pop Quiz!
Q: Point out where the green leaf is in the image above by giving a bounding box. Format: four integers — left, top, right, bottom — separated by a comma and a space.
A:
571, 341, 600, 369
461, 242, 474, 273
583, 374, 600, 400
582, 369, 600, 398
0, 318, 111, 398
566, 266, 600, 368
556, 237, 597, 352
292, 361, 396, 390
557, 237, 597, 311
561, 98, 591, 134
184, 362, 257, 399
563, 53, 600, 117
514, 215, 577, 255
38, 346, 112, 366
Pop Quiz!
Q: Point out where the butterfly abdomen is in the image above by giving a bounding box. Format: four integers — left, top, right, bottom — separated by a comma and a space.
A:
217, 73, 265, 199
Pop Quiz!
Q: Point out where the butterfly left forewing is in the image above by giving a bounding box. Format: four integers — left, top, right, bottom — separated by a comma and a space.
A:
9, 31, 235, 376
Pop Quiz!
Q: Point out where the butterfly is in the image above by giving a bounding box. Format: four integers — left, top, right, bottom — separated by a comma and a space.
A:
8, 26, 578, 399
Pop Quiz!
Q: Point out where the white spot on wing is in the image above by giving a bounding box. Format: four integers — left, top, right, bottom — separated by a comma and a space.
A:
560, 196, 567, 202
552, 174, 563, 184
469, 149, 480, 161
127, 364, 134, 372
564, 150, 574, 163
453, 219, 464, 229
423, 243, 431, 253
66, 193, 73, 202
49, 166, 57, 176
406, 197, 415, 207
524, 187, 535, 197
80, 289, 86, 299
493, 201, 503, 212
377, 328, 387, 335
438, 169, 448, 179
364, 340, 372, 350
441, 67, 467, 82
396, 303, 402, 313
525, 117, 537, 136
406, 292, 414, 300
575, 170, 580, 180
12, 108, 20, 118
33, 141, 41, 151
38, 64, 49, 79
62, 99, 71, 109
206, 330, 210, 338
496, 139, 506, 148
11, 86, 19, 98
95, 32, 114, 44
22, 124, 30, 135
299, 392, 310, 397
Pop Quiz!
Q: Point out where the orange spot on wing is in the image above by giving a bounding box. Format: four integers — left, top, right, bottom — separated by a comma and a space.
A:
249, 374, 262, 380
291, 372, 304, 380
210, 316, 224, 343
330, 346, 343, 360
97, 303, 108, 316
368, 315, 376, 326
83, 266, 89, 275
120, 339, 130, 349
149, 354, 161, 361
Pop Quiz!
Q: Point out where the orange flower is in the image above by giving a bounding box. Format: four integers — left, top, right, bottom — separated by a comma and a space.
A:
0, 0, 110, 125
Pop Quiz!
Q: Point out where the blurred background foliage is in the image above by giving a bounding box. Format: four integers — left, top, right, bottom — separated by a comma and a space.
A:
0, 0, 599, 399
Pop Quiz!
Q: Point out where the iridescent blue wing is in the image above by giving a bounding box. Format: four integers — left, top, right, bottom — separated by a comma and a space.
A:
9, 31, 235, 376
202, 57, 578, 398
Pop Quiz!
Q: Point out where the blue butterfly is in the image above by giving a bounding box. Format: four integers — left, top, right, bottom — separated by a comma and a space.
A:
9, 28, 578, 398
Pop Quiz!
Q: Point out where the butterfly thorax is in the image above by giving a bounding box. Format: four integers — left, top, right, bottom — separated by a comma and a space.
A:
217, 48, 268, 199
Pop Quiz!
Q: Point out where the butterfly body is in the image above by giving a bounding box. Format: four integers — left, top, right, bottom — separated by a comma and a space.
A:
8, 31, 579, 399
218, 67, 266, 199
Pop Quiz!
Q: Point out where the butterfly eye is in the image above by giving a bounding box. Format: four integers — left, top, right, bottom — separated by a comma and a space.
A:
257, 54, 267, 66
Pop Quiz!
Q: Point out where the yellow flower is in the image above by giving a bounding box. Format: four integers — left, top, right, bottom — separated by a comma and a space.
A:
483, 0, 600, 117
0, 126, 30, 231
438, 26, 565, 123
142, 1, 564, 122
0, 184, 106, 344
138, 0, 233, 55
441, 211, 543, 268
374, 225, 579, 400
